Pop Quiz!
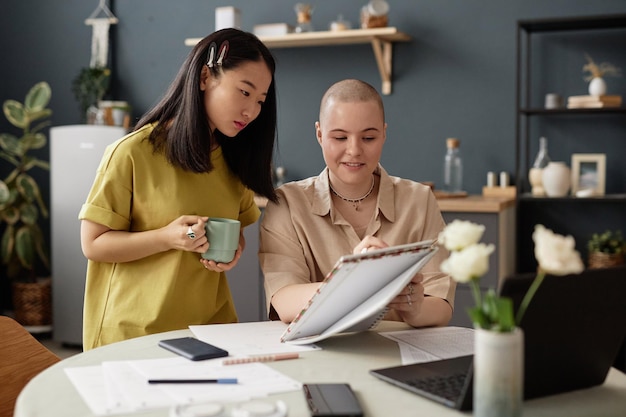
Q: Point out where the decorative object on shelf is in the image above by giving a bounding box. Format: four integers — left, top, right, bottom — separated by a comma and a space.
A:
567, 94, 622, 109
361, 0, 389, 29
587, 230, 625, 269
329, 14, 352, 31
97, 100, 132, 129
215, 6, 241, 31
541, 161, 571, 197
294, 3, 314, 33
253, 23, 295, 37
0, 82, 52, 325
582, 53, 622, 97
571, 153, 606, 197
528, 136, 550, 196
482, 171, 517, 198
544, 93, 562, 109
443, 138, 463, 193
438, 221, 583, 417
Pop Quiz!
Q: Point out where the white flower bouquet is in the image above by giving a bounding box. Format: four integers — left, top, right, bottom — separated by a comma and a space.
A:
439, 220, 584, 332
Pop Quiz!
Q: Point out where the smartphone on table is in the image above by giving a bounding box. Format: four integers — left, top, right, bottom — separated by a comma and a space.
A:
158, 337, 229, 361
302, 383, 363, 417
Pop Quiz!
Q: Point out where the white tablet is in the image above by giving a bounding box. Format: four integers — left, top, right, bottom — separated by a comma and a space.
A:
280, 240, 438, 345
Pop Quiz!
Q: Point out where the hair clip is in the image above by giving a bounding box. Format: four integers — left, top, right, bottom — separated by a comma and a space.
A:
216, 40, 229, 66
206, 42, 217, 68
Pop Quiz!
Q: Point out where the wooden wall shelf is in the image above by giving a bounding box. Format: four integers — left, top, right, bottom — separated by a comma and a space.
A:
185, 27, 411, 95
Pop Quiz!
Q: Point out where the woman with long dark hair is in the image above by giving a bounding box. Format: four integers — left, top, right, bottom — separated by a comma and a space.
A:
80, 29, 278, 349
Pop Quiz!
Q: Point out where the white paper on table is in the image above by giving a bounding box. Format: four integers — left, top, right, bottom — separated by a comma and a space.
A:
189, 321, 320, 355
64, 366, 134, 416
102, 361, 175, 410
64, 357, 302, 416
381, 326, 475, 365
129, 357, 302, 403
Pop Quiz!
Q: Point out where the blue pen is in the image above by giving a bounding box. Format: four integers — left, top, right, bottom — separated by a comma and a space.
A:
148, 378, 238, 384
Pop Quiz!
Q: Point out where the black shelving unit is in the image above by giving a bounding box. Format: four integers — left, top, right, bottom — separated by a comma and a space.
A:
515, 14, 626, 269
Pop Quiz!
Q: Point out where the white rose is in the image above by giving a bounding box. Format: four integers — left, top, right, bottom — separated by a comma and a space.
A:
438, 220, 486, 251
532, 224, 584, 275
441, 243, 495, 283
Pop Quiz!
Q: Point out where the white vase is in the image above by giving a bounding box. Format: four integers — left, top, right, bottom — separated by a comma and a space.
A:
542, 162, 571, 197
474, 328, 524, 417
528, 167, 545, 196
588, 77, 607, 96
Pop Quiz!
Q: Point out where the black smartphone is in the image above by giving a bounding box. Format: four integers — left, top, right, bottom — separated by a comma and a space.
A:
303, 383, 363, 417
158, 337, 229, 361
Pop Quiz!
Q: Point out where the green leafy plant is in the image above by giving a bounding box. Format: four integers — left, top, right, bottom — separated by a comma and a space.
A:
71, 66, 111, 120
439, 221, 584, 332
588, 230, 625, 255
0, 82, 52, 282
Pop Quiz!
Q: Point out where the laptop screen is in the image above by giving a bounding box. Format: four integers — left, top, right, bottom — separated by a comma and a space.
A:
500, 265, 626, 399
370, 265, 626, 410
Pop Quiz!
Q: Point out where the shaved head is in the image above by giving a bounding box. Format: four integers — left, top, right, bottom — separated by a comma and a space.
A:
319, 79, 384, 124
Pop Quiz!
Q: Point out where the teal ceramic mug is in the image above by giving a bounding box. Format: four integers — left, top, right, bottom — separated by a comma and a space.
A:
201, 218, 241, 263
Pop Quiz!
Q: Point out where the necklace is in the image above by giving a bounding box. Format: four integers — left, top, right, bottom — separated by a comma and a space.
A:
329, 176, 375, 211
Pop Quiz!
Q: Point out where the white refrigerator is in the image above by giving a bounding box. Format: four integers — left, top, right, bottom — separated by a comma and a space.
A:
50, 125, 126, 346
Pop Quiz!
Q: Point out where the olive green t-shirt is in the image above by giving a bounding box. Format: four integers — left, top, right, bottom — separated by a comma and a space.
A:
79, 124, 260, 350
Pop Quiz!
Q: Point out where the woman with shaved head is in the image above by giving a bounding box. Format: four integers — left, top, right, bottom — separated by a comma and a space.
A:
260, 79, 455, 328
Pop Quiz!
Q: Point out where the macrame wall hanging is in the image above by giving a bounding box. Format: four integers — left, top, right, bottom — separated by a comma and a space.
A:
85, 0, 118, 68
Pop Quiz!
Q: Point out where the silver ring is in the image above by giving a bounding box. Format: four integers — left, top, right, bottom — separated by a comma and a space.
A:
186, 226, 196, 240
360, 247, 368, 254
408, 283, 414, 295
406, 294, 412, 306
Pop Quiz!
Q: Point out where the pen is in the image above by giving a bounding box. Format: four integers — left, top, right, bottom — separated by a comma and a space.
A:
222, 353, 300, 365
148, 378, 238, 384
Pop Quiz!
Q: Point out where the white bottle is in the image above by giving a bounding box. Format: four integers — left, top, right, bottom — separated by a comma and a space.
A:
443, 138, 463, 193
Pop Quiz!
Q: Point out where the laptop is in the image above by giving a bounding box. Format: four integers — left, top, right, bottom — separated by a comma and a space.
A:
370, 265, 626, 411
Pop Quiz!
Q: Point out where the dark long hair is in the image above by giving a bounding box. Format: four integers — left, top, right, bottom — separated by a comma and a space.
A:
135, 28, 278, 202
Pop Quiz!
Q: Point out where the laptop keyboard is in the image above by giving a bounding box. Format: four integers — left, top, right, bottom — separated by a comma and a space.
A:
405, 372, 468, 402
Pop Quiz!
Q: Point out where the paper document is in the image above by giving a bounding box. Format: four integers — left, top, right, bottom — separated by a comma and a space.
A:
381, 326, 474, 365
189, 320, 321, 354
65, 357, 301, 415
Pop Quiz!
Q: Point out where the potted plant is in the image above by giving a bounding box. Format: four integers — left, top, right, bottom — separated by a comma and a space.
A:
71, 66, 111, 122
0, 81, 52, 326
587, 230, 625, 269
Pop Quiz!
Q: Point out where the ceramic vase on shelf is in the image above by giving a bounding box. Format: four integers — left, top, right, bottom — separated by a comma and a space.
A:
528, 136, 550, 196
588, 77, 607, 96
473, 328, 524, 417
542, 161, 571, 197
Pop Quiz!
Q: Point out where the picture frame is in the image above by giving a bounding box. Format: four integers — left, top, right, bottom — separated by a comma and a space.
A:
571, 153, 606, 196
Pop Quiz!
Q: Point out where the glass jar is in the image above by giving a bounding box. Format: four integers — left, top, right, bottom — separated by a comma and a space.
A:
443, 138, 463, 193
294, 3, 314, 33
361, 0, 389, 29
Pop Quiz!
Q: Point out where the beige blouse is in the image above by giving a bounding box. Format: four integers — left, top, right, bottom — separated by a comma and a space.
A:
259, 165, 455, 320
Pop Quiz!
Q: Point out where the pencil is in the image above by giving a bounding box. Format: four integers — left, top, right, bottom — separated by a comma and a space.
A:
148, 378, 238, 384
222, 353, 300, 365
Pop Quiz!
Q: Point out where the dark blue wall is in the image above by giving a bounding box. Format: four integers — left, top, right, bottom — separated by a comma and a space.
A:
1, 2, 626, 277
2, 1, 626, 193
